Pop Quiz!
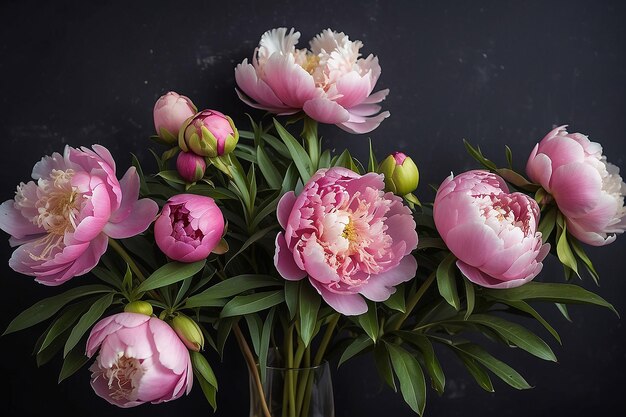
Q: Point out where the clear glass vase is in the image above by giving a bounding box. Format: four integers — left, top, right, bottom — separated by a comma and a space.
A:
249, 360, 335, 417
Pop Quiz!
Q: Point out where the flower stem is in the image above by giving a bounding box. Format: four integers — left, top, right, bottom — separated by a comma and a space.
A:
390, 270, 436, 331
108, 238, 147, 282
234, 323, 272, 417
313, 313, 340, 366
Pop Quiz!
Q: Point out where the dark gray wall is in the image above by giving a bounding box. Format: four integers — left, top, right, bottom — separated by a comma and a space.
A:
1, 1, 624, 416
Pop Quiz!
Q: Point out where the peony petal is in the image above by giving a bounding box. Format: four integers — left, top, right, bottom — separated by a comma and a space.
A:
445, 222, 502, 267
235, 60, 296, 112
0, 200, 43, 240
361, 88, 389, 104
303, 97, 351, 124
337, 111, 390, 134
148, 317, 188, 375
274, 233, 306, 281
309, 279, 368, 315
277, 191, 297, 230
526, 151, 553, 191
550, 162, 602, 217
262, 54, 319, 108
302, 237, 340, 284
359, 256, 417, 302
104, 198, 159, 239
335, 71, 372, 109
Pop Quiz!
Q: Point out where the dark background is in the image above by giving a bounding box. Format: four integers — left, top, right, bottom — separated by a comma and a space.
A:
1, 1, 625, 416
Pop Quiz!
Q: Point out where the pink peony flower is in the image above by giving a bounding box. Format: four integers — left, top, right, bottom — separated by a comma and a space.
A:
86, 312, 193, 408
235, 27, 390, 134
526, 125, 626, 246
274, 167, 418, 315
433, 170, 550, 289
0, 145, 159, 285
154, 194, 224, 262
153, 91, 197, 140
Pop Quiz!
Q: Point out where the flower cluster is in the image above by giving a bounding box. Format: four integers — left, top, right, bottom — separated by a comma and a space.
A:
1, 27, 623, 417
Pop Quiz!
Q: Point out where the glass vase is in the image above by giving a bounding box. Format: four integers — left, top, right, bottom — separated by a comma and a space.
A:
249, 360, 335, 417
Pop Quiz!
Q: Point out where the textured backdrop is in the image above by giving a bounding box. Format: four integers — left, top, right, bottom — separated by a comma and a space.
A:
0, 1, 624, 416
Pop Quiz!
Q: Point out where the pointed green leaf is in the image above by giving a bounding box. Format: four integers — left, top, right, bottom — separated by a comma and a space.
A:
299, 283, 321, 347
63, 293, 114, 357
454, 350, 494, 392
244, 314, 263, 356
437, 252, 460, 310
374, 343, 397, 391
220, 291, 285, 318
368, 138, 378, 172
137, 260, 206, 293
273, 119, 311, 182
4, 285, 113, 335
501, 300, 561, 344
191, 351, 218, 388
194, 368, 218, 411
556, 213, 579, 277
538, 206, 557, 242
284, 280, 299, 320
338, 334, 373, 367
386, 343, 426, 415
256, 145, 283, 189
260, 307, 276, 383
58, 344, 89, 383
395, 332, 445, 394
357, 301, 379, 342
38, 300, 93, 354
383, 284, 406, 313
185, 275, 281, 308
464, 278, 475, 320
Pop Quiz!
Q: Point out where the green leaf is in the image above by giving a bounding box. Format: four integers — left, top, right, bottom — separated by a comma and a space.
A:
374, 343, 396, 391
319, 150, 332, 169
357, 301, 379, 342
216, 317, 234, 359
556, 212, 579, 277
90, 266, 122, 290
466, 314, 556, 361
505, 145, 513, 168
58, 344, 89, 383
194, 368, 218, 411
416, 237, 447, 250
464, 278, 475, 320
386, 343, 427, 415
185, 275, 281, 308
250, 193, 280, 231
273, 119, 311, 182
157, 170, 186, 185
4, 285, 113, 335
174, 277, 194, 307
122, 263, 133, 293
483, 282, 617, 315
396, 332, 445, 394
299, 283, 321, 347
256, 145, 283, 189
281, 163, 299, 195
191, 351, 218, 388
36, 328, 70, 367
260, 307, 276, 384
333, 149, 357, 171
501, 300, 561, 344
220, 291, 285, 318
38, 300, 93, 354
225, 225, 277, 268
454, 343, 531, 390
463, 140, 498, 171
538, 206, 557, 242
63, 293, 114, 357
454, 350, 494, 392
137, 260, 206, 293
244, 314, 263, 356
338, 334, 373, 367
284, 280, 299, 320
368, 138, 378, 172
383, 284, 406, 313
437, 252, 460, 310
131, 153, 149, 196
569, 237, 600, 284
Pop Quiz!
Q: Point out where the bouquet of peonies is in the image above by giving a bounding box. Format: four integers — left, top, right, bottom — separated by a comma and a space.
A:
1, 27, 624, 416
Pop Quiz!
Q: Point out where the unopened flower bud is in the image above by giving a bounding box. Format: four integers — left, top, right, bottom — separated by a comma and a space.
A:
176, 151, 206, 183
154, 92, 197, 144
170, 313, 205, 352
179, 110, 238, 157
124, 300, 153, 316
378, 152, 419, 196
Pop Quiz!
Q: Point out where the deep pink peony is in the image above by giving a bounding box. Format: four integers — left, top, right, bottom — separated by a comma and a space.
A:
526, 125, 626, 246
274, 167, 418, 315
235, 27, 390, 134
154, 194, 224, 262
86, 312, 193, 408
0, 145, 159, 285
433, 170, 550, 289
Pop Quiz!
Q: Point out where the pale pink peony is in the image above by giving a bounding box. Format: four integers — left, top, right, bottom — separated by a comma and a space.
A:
86, 312, 193, 408
526, 125, 626, 246
235, 27, 390, 134
153, 91, 197, 139
154, 194, 224, 262
0, 145, 159, 285
433, 170, 550, 289
274, 167, 418, 315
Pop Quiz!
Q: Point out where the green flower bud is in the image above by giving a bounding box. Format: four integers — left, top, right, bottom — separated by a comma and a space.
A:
378, 152, 420, 196
123, 300, 153, 316
170, 313, 205, 352
179, 110, 238, 158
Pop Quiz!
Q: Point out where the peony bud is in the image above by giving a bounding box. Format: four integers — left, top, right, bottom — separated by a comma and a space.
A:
123, 300, 153, 316
170, 313, 205, 352
179, 110, 238, 157
153, 91, 197, 144
378, 152, 419, 195
176, 151, 207, 183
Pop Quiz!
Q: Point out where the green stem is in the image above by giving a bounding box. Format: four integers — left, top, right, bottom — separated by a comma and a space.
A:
108, 238, 147, 281
390, 270, 436, 331
313, 313, 340, 366
303, 117, 319, 170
